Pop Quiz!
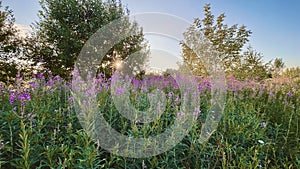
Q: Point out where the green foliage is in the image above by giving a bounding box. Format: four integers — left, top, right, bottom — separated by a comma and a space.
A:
181, 4, 283, 81
0, 61, 18, 83
271, 58, 285, 78
0, 0, 25, 83
26, 0, 148, 79
181, 3, 252, 76
231, 46, 271, 81
281, 67, 300, 79
0, 0, 19, 56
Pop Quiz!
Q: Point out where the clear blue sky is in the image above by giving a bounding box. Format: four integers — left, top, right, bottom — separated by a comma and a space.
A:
2, 0, 300, 68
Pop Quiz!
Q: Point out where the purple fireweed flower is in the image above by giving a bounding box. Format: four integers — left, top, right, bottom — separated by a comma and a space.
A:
29, 81, 40, 89
85, 87, 98, 97
202, 81, 211, 88
177, 112, 185, 117
261, 122, 267, 127
36, 73, 45, 80
46, 78, 54, 86
115, 88, 126, 95
16, 73, 24, 80
104, 84, 109, 90
18, 92, 31, 105
269, 90, 274, 96
132, 78, 140, 88
68, 96, 74, 103
193, 107, 201, 120
254, 76, 260, 82
97, 72, 105, 79
0, 84, 4, 96
168, 92, 173, 99
10, 92, 16, 105
287, 91, 293, 97
198, 85, 205, 91
174, 96, 180, 105
193, 107, 201, 116
259, 85, 265, 95
54, 75, 62, 82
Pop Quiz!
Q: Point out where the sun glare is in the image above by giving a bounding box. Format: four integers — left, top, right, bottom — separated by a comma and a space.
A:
114, 60, 122, 69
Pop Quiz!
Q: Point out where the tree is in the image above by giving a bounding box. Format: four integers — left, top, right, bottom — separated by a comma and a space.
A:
271, 58, 285, 78
181, 4, 251, 76
234, 46, 270, 81
0, 1, 18, 56
26, 0, 148, 79
281, 67, 300, 79
0, 0, 24, 83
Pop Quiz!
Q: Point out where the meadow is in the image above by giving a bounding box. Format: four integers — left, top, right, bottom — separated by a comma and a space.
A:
0, 72, 299, 168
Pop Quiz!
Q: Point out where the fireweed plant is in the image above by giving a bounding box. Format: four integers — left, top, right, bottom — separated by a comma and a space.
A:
0, 72, 299, 168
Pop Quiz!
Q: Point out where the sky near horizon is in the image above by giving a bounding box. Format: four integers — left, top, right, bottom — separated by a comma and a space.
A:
2, 0, 300, 69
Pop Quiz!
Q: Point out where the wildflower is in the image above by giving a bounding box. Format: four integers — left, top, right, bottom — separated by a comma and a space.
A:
114, 88, 126, 95
17, 92, 31, 105
54, 75, 62, 82
193, 107, 201, 120
132, 78, 140, 88
258, 140, 265, 145
168, 91, 173, 99
177, 112, 185, 117
268, 90, 274, 96
202, 81, 211, 88
0, 142, 4, 149
10, 92, 16, 105
261, 122, 267, 127
0, 83, 5, 95
104, 84, 109, 90
36, 73, 45, 80
174, 96, 180, 105
29, 81, 39, 89
46, 78, 54, 86
198, 85, 205, 91
15, 73, 24, 80
287, 91, 293, 97
68, 96, 74, 103
193, 107, 201, 116
85, 89, 94, 96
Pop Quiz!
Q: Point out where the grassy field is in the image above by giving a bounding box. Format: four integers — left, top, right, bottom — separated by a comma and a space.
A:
0, 72, 299, 168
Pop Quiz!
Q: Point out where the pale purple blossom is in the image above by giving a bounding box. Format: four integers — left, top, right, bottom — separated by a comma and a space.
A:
193, 107, 201, 116
29, 81, 40, 88
168, 92, 173, 99
115, 88, 126, 95
177, 112, 185, 117
68, 96, 74, 103
174, 96, 181, 105
18, 92, 31, 105
10, 91, 16, 105
287, 91, 293, 97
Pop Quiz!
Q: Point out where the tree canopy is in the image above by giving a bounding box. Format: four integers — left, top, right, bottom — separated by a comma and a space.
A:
0, 0, 23, 83
26, 0, 148, 79
181, 4, 285, 81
